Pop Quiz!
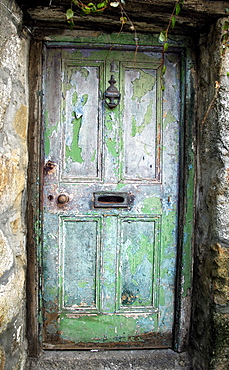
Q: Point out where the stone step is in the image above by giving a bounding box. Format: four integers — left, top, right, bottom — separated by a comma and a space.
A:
25, 349, 192, 370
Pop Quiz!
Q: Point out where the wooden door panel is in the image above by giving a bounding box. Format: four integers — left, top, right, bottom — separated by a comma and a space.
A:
61, 61, 103, 181
118, 216, 160, 311
121, 63, 159, 181
60, 216, 101, 311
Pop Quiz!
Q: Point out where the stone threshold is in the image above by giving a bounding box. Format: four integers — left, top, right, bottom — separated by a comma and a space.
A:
25, 349, 192, 369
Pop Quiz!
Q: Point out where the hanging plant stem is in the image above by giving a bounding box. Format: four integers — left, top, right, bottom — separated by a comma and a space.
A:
159, 0, 184, 89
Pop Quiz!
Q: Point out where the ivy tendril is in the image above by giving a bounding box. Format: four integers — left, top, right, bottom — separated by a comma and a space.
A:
66, 0, 127, 26
158, 0, 184, 90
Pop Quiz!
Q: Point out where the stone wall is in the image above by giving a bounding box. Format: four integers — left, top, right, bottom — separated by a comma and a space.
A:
191, 19, 229, 370
0, 0, 29, 369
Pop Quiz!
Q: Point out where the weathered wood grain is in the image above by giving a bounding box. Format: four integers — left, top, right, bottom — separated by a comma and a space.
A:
16, 0, 229, 33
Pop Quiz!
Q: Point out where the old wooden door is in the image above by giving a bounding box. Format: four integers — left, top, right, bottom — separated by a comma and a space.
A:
42, 43, 181, 349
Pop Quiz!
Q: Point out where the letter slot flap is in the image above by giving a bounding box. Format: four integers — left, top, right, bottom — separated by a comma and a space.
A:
93, 192, 131, 208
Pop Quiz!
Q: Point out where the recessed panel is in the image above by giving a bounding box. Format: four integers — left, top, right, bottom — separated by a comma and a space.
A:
60, 217, 101, 310
61, 62, 103, 181
121, 64, 159, 181
117, 217, 159, 311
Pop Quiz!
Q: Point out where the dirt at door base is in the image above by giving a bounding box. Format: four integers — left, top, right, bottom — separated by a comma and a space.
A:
25, 349, 191, 369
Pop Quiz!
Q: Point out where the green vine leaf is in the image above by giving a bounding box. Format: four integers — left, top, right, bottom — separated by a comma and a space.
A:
67, 0, 111, 19
175, 3, 181, 16
82, 7, 91, 14
163, 42, 169, 52
97, 2, 106, 8
162, 64, 167, 75
171, 16, 176, 29
66, 8, 74, 19
159, 31, 167, 43
88, 3, 97, 11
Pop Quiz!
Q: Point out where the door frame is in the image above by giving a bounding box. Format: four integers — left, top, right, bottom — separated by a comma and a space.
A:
26, 32, 196, 356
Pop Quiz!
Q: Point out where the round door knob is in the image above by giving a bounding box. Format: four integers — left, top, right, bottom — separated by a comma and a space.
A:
57, 194, 69, 205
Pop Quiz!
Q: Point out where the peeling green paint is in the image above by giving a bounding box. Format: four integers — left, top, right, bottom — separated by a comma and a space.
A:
119, 218, 159, 309
60, 313, 158, 343
159, 289, 166, 306
48, 32, 162, 48
116, 183, 126, 190
45, 286, 59, 297
163, 110, 176, 128
81, 93, 88, 106
105, 119, 114, 131
78, 67, 89, 78
91, 149, 96, 162
131, 100, 153, 137
141, 197, 162, 214
71, 91, 88, 108
72, 91, 78, 105
126, 234, 153, 275
105, 137, 118, 157
77, 281, 89, 288
66, 115, 83, 163
132, 70, 156, 101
